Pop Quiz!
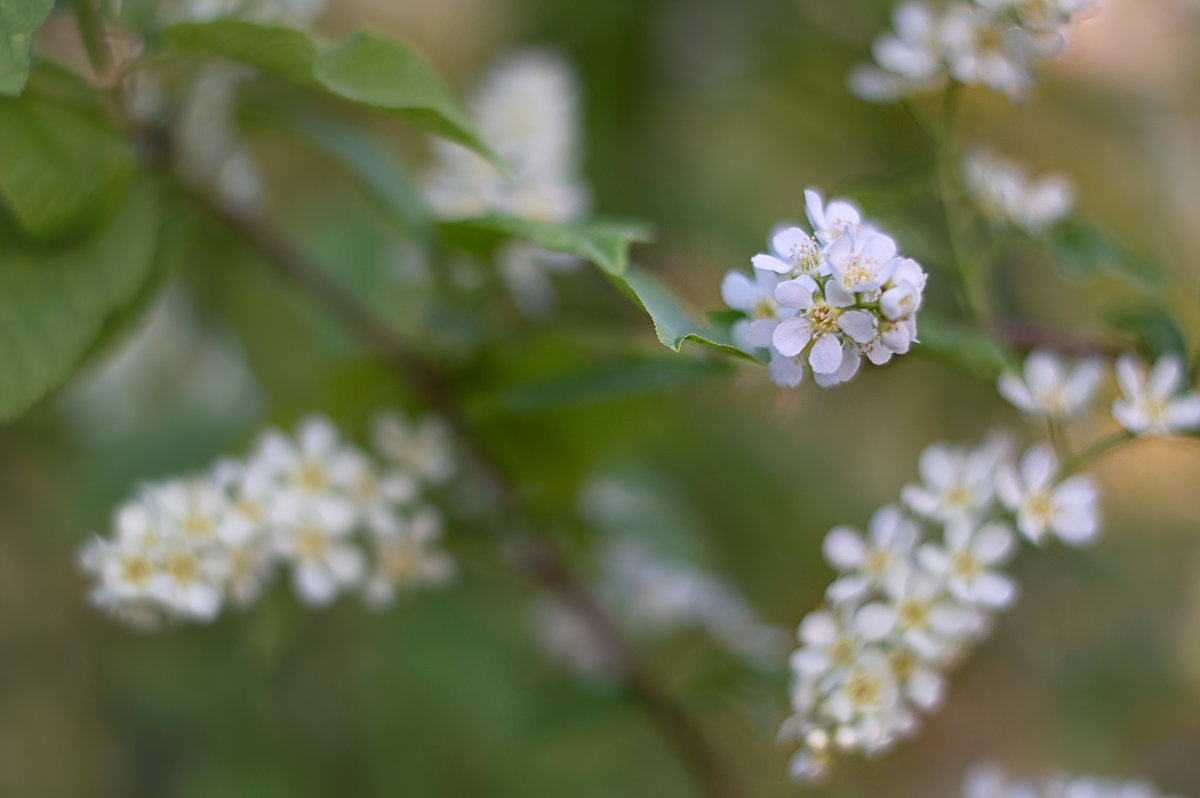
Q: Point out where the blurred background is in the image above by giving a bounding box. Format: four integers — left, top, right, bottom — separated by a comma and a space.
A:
4, 0, 1200, 795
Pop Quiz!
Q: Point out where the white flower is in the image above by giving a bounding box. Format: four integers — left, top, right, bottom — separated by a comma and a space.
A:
1112, 354, 1200, 436
790, 606, 882, 684
254, 415, 362, 520
772, 275, 858, 378
823, 648, 901, 748
372, 411, 457, 485
147, 539, 226, 622
825, 230, 899, 297
919, 520, 1018, 608
822, 505, 920, 603
941, 7, 1041, 99
363, 508, 456, 608
963, 763, 1184, 798
867, 569, 978, 661
721, 266, 796, 353
998, 349, 1101, 419
901, 437, 1009, 523
273, 500, 365, 607
996, 444, 1100, 545
848, 2, 949, 103
974, 0, 1093, 32
752, 226, 824, 277
224, 539, 276, 609
963, 148, 1074, 233
340, 451, 419, 536
805, 190, 865, 245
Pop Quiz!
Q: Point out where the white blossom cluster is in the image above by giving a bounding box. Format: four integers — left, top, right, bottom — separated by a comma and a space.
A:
424, 50, 591, 318
722, 189, 927, 388
849, 0, 1092, 103
78, 413, 456, 629
997, 350, 1200, 437
161, 0, 324, 24
780, 432, 1101, 781
965, 763, 1193, 798
963, 148, 1074, 234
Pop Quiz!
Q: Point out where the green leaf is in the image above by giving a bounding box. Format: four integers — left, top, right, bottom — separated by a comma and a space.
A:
915, 314, 1014, 380
1047, 222, 1163, 292
0, 90, 135, 239
0, 180, 161, 422
159, 21, 494, 159
438, 215, 652, 277
268, 113, 432, 238
619, 268, 748, 356
1107, 306, 1188, 362
437, 214, 746, 357
0, 0, 54, 96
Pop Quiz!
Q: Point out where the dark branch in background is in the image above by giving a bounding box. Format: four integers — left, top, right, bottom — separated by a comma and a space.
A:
198, 198, 737, 798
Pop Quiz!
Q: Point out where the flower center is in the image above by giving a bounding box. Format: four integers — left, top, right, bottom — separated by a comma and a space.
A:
381, 543, 420, 581
295, 526, 328, 560
121, 555, 154, 587
830, 636, 857, 667
1027, 491, 1055, 523
862, 549, 891, 578
949, 550, 982, 579
751, 297, 777, 320
166, 552, 198, 584
943, 483, 972, 510
294, 460, 327, 492
808, 301, 841, 333
841, 258, 877, 290
897, 598, 928, 629
888, 648, 916, 681
846, 672, 883, 709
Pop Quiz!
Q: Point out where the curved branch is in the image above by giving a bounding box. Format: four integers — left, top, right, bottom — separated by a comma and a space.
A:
198, 197, 738, 798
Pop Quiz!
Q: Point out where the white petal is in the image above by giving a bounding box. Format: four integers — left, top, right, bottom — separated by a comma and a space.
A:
720, 271, 758, 310
772, 319, 813, 358
326, 544, 366, 584
1019, 444, 1057, 490
798, 609, 836, 645
808, 334, 844, 375
838, 310, 877, 344
972, 572, 1018, 608
294, 562, 337, 606
298, 415, 339, 457
972, 522, 1015, 564
751, 253, 793, 274
855, 602, 897, 641
823, 526, 867, 570
1148, 355, 1184, 397
1165, 395, 1200, 431
774, 275, 818, 309
906, 667, 944, 710
1115, 354, 1145, 399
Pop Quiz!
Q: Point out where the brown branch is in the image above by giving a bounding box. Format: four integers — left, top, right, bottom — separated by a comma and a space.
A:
201, 199, 737, 798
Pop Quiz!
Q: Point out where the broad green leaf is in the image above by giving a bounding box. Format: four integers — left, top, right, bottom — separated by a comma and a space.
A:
159, 21, 493, 159
915, 314, 1014, 380
0, 89, 135, 239
269, 113, 432, 238
438, 215, 652, 277
1107, 306, 1188, 362
0, 0, 53, 96
1047, 222, 1163, 292
0, 180, 161, 422
437, 215, 744, 357
619, 269, 748, 356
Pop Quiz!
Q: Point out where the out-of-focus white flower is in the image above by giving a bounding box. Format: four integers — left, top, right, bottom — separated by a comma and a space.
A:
272, 499, 365, 607
371, 410, 457, 485
363, 508, 456, 607
901, 437, 1010, 524
941, 6, 1040, 99
530, 596, 624, 683
600, 540, 785, 666
848, 0, 1090, 104
175, 65, 263, 214
423, 50, 590, 317
849, 2, 949, 103
963, 763, 1189, 798
78, 410, 457, 627
919, 520, 1018, 607
996, 444, 1099, 545
963, 148, 1075, 233
822, 504, 920, 603
161, 0, 325, 24
1112, 354, 1200, 437
998, 349, 1101, 418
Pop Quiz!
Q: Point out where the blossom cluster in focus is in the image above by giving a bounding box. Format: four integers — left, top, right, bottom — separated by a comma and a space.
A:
722, 189, 927, 388
781, 432, 1100, 781
78, 412, 456, 628
849, 0, 1092, 103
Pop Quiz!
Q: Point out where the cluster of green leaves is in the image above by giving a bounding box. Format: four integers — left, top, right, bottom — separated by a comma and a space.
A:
0, 10, 742, 426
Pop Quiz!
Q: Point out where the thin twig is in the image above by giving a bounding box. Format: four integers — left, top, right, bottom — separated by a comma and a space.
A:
200, 198, 737, 798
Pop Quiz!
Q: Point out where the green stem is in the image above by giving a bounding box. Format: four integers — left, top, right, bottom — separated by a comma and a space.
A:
1055, 430, 1135, 482
1047, 417, 1069, 460
932, 83, 989, 329
74, 0, 126, 115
